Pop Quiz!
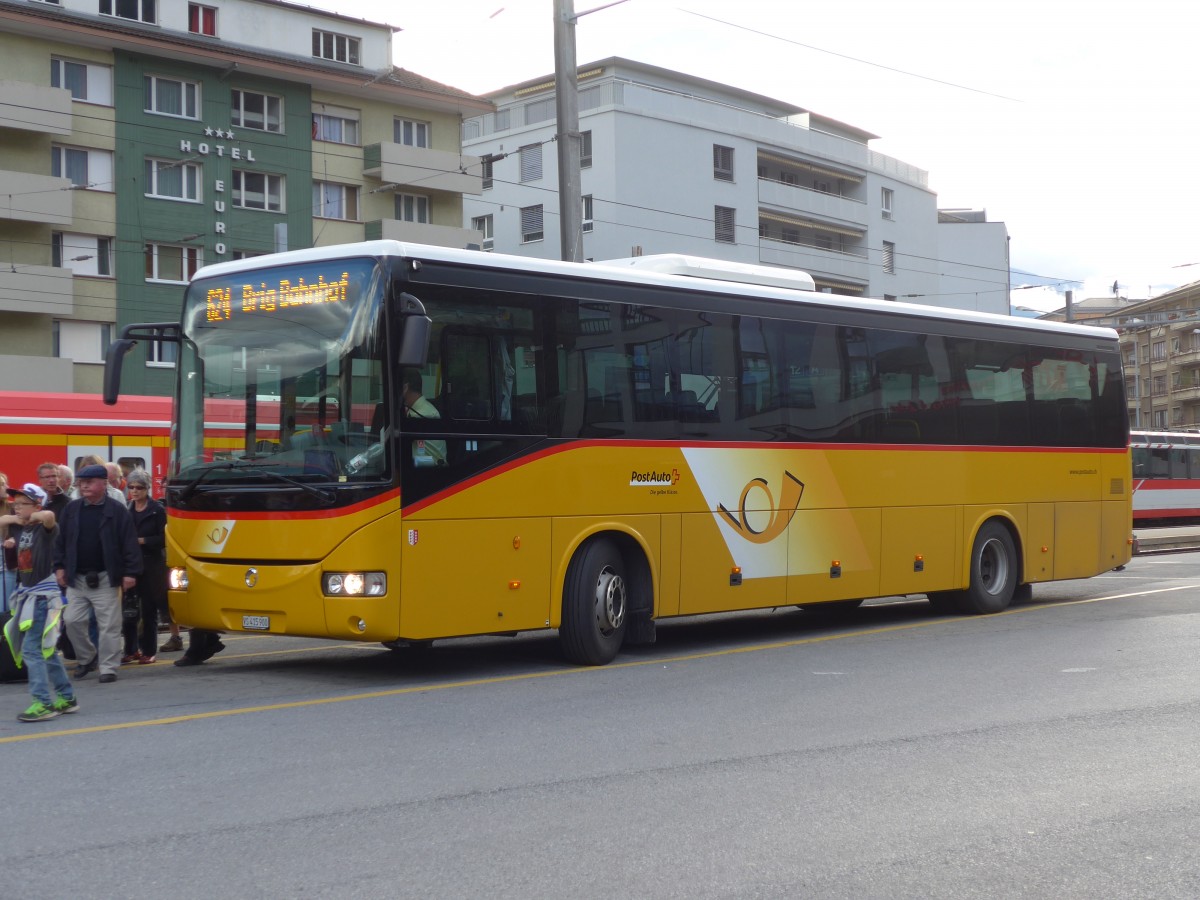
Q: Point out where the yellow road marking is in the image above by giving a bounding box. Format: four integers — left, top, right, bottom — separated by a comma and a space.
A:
2, 585, 1191, 745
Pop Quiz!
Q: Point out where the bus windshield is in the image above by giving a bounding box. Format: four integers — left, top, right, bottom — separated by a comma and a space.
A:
172, 256, 389, 507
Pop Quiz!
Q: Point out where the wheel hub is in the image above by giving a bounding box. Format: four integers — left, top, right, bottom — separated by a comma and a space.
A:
594, 566, 626, 633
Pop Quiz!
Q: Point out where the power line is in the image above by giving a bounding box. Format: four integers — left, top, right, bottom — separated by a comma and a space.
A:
679, 8, 1022, 103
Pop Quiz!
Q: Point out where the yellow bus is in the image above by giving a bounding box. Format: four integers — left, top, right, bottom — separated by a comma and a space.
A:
106, 241, 1132, 665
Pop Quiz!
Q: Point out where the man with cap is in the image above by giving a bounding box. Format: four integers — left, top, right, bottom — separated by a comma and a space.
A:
53, 464, 142, 683
1, 482, 76, 721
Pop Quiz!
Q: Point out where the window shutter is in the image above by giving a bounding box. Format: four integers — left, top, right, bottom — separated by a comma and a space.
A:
521, 205, 544, 242
520, 145, 542, 182
714, 206, 735, 243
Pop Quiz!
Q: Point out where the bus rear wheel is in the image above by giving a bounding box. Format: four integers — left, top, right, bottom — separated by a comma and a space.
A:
560, 537, 627, 666
956, 520, 1017, 614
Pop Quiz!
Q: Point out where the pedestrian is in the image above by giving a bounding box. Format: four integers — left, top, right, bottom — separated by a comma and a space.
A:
0, 482, 76, 722
54, 463, 142, 684
56, 464, 73, 500
121, 469, 167, 664
174, 628, 225, 667
0, 471, 15, 612
105, 462, 127, 500
37, 462, 69, 519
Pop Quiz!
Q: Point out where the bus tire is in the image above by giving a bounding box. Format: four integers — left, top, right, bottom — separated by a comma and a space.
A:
560, 537, 627, 666
956, 520, 1017, 614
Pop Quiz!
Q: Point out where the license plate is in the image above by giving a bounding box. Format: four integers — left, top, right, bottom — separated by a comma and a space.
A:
242, 615, 270, 631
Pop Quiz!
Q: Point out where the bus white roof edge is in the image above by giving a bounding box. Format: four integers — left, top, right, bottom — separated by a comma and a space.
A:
596, 254, 817, 292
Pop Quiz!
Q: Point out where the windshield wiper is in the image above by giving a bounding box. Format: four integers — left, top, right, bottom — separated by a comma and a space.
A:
175, 460, 336, 506
176, 460, 258, 502
245, 470, 336, 506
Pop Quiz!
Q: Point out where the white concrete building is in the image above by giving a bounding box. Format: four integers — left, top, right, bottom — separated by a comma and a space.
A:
462, 58, 1009, 314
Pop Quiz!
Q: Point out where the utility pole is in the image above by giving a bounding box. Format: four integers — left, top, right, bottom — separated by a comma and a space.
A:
553, 0, 582, 262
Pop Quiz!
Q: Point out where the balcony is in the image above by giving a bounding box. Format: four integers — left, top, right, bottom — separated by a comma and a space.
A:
365, 219, 484, 250
0, 82, 72, 135
0, 170, 73, 225
758, 178, 868, 228
363, 143, 482, 195
0, 263, 73, 316
759, 238, 869, 284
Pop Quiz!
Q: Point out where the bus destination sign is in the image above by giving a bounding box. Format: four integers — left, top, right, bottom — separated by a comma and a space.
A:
206, 271, 352, 323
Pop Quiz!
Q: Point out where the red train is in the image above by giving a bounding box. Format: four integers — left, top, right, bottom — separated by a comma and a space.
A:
0, 391, 172, 496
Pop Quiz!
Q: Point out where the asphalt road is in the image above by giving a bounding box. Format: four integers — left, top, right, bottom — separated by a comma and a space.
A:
4, 552, 1199, 899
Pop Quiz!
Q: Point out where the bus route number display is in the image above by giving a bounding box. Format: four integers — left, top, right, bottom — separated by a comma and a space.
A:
206, 271, 351, 323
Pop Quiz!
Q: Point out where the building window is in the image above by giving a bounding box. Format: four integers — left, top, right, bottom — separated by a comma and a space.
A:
188, 3, 215, 35
55, 321, 111, 364
52, 145, 113, 191
231, 250, 268, 261
145, 158, 200, 201
472, 214, 493, 251
579, 130, 592, 168
882, 240, 896, 274
1151, 340, 1166, 360
881, 187, 894, 220
1152, 375, 1167, 397
393, 193, 430, 223
313, 181, 359, 220
582, 194, 594, 233
232, 170, 283, 211
394, 118, 430, 148
883, 294, 897, 302
145, 243, 201, 283
481, 155, 494, 191
520, 144, 542, 182
147, 338, 177, 367
99, 0, 155, 24
714, 206, 735, 243
312, 29, 360, 65
146, 337, 177, 367
713, 144, 734, 182
144, 75, 199, 119
53, 233, 113, 277
520, 205, 544, 243
50, 58, 112, 105
312, 109, 359, 144
231, 90, 282, 133
1153, 409, 1167, 428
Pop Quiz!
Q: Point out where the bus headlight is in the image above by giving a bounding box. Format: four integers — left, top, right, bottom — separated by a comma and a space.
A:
322, 571, 387, 596
169, 568, 189, 591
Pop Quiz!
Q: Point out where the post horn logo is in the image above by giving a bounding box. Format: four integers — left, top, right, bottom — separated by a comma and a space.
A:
717, 471, 805, 544
207, 525, 229, 544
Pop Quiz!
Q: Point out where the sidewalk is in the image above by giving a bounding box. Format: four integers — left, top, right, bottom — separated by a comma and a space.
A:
1133, 525, 1200, 555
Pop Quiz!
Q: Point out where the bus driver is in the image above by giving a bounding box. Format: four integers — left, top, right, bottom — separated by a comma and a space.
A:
347, 367, 446, 474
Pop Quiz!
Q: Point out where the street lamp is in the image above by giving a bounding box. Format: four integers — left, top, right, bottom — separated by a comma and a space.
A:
553, 0, 629, 263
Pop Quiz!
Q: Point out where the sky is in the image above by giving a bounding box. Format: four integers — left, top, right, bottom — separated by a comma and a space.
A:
307, 0, 1200, 312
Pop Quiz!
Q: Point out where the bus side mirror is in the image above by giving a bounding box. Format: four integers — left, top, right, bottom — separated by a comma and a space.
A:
396, 292, 431, 368
103, 338, 138, 405
397, 316, 431, 367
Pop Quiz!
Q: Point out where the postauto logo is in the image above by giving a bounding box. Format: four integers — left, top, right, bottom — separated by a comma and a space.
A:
630, 467, 681, 487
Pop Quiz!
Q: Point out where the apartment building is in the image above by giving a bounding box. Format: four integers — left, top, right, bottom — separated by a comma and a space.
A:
0, 0, 489, 396
462, 58, 1009, 313
1111, 282, 1200, 430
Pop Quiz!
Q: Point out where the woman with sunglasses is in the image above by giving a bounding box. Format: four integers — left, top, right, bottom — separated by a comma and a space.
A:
120, 469, 167, 664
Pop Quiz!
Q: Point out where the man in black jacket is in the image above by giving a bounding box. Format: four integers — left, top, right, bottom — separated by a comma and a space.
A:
53, 464, 142, 683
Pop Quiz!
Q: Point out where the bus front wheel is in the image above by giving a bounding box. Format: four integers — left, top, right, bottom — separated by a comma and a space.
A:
560, 537, 628, 666
957, 520, 1017, 614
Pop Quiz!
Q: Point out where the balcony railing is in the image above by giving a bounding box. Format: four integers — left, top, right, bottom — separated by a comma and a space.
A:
0, 264, 73, 316
0, 82, 71, 135
365, 219, 483, 250
363, 143, 482, 195
0, 170, 73, 225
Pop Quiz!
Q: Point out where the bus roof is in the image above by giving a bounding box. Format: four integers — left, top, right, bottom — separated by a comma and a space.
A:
191, 241, 1119, 346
